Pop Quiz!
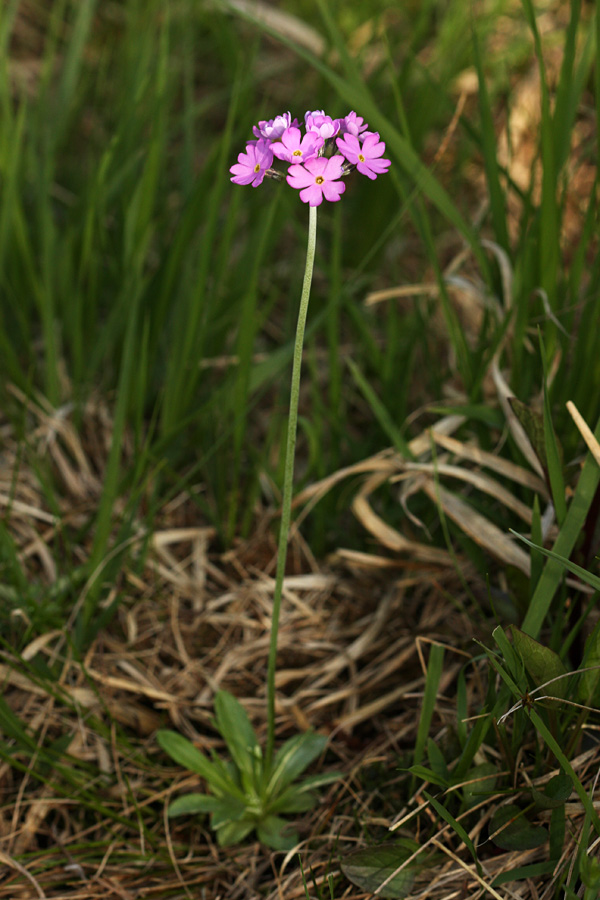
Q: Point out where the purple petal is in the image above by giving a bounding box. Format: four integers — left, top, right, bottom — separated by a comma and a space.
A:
287, 165, 316, 189
299, 184, 323, 206
323, 155, 345, 179
322, 180, 345, 202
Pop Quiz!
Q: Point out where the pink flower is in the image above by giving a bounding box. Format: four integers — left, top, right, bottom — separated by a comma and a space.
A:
271, 127, 324, 164
339, 111, 369, 138
336, 131, 390, 180
253, 112, 296, 140
229, 139, 274, 187
304, 110, 340, 140
286, 155, 346, 206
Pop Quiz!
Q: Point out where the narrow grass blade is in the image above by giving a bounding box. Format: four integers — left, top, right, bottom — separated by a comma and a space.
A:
346, 357, 414, 460
521, 413, 600, 637
413, 643, 444, 767
472, 25, 509, 251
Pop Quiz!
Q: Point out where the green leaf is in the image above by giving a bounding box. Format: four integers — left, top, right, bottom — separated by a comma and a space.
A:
214, 690, 261, 782
341, 840, 420, 899
579, 622, 600, 703
414, 643, 444, 766
424, 792, 482, 874
520, 413, 600, 638
256, 815, 299, 851
490, 805, 547, 851
209, 795, 248, 829
510, 627, 568, 698
168, 793, 223, 817
215, 818, 255, 847
427, 738, 449, 780
267, 789, 317, 815
156, 729, 242, 798
493, 625, 524, 682
407, 765, 449, 789
492, 861, 557, 886
267, 731, 327, 797
531, 773, 572, 810
539, 331, 567, 524
461, 763, 497, 809
511, 532, 600, 593
268, 771, 343, 815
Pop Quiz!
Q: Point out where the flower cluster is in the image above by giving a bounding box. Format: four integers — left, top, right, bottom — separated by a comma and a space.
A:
230, 109, 391, 207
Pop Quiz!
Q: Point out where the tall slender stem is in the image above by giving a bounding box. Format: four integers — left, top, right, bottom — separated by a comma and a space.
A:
265, 204, 317, 773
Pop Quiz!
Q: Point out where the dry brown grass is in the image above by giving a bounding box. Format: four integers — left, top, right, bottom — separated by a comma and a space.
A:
1, 385, 599, 900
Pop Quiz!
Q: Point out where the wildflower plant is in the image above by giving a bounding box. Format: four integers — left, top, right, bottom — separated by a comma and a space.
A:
157, 110, 390, 849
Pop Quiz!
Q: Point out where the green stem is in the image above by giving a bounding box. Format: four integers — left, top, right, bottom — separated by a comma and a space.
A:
265, 204, 317, 773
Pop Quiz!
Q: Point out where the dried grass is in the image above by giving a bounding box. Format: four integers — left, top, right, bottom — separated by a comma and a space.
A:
1, 387, 598, 900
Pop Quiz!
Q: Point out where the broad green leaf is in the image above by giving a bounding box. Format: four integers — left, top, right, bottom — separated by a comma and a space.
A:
215, 818, 255, 846
168, 793, 223, 817
267, 789, 317, 815
427, 738, 449, 780
531, 773, 572, 810
341, 840, 420, 899
209, 795, 248, 829
214, 690, 261, 781
256, 814, 299, 851
267, 731, 327, 797
510, 627, 568, 698
461, 763, 497, 809
490, 805, 547, 851
268, 770, 343, 814
156, 730, 242, 798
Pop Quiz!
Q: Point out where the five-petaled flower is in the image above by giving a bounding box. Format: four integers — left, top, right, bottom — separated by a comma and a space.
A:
230, 109, 390, 203
286, 156, 346, 207
230, 138, 274, 188
336, 132, 391, 181
272, 127, 324, 164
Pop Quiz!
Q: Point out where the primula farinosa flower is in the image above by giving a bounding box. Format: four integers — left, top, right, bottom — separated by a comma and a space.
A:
229, 138, 274, 187
304, 110, 340, 140
336, 132, 391, 180
339, 111, 369, 138
286, 155, 346, 206
272, 127, 324, 164
229, 109, 390, 201
253, 111, 295, 140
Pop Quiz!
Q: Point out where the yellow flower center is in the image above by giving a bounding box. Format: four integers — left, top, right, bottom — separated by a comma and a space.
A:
315, 175, 324, 185
358, 154, 365, 163
293, 149, 302, 156
254, 163, 261, 173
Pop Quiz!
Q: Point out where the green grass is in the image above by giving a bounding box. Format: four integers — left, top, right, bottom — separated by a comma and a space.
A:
1, 0, 600, 896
